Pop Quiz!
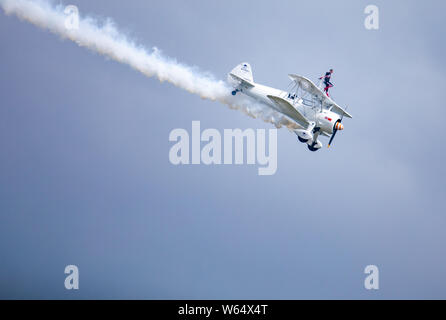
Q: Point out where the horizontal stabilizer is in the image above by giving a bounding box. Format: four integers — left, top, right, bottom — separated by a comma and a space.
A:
228, 73, 254, 88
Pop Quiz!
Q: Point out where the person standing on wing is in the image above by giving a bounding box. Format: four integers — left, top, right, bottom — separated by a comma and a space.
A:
319, 69, 334, 97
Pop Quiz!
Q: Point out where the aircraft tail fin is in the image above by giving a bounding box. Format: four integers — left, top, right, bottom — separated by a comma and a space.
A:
229, 62, 254, 84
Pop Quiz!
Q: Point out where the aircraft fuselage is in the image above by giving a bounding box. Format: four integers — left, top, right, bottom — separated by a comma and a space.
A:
239, 82, 341, 136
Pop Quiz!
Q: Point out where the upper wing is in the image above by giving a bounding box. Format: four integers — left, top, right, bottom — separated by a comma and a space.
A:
267, 95, 310, 127
288, 74, 353, 119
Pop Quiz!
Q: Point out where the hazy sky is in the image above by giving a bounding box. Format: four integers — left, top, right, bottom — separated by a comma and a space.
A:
0, 0, 445, 299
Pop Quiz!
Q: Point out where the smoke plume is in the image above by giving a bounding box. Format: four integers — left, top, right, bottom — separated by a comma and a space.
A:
0, 0, 298, 129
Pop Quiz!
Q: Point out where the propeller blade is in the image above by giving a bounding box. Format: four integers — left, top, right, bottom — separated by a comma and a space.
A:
328, 107, 347, 148
327, 129, 338, 148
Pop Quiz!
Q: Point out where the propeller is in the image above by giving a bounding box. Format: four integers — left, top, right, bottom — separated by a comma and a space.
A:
327, 110, 346, 148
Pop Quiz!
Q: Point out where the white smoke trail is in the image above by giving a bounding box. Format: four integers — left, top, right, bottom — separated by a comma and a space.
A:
0, 0, 299, 130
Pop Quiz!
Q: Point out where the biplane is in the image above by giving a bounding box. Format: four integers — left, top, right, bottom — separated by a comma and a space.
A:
228, 63, 352, 151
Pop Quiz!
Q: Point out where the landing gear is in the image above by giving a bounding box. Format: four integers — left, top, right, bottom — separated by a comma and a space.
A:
231, 89, 241, 96
298, 136, 308, 143
307, 144, 320, 152
295, 125, 322, 151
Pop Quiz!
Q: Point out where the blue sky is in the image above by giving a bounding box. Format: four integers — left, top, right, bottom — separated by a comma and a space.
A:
0, 0, 445, 299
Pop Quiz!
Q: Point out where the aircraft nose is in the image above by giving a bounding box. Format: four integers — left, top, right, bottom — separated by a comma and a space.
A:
335, 122, 344, 131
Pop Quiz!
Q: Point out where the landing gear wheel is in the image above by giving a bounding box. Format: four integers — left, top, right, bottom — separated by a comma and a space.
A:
231, 90, 237, 96
307, 144, 320, 152
298, 136, 308, 143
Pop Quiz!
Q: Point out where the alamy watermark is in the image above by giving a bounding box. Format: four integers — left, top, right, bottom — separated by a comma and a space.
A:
64, 265, 79, 290
364, 265, 379, 290
364, 5, 379, 30
64, 5, 79, 30
169, 121, 277, 176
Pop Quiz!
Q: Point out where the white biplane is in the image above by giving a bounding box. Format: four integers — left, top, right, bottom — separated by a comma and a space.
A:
228, 63, 352, 151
